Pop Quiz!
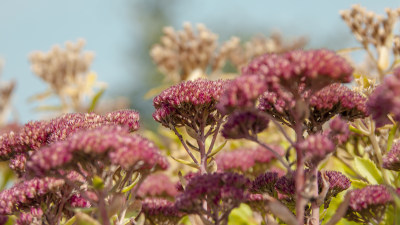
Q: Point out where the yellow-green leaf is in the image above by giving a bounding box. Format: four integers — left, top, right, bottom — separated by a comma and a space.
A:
88, 88, 105, 113
75, 212, 101, 225
92, 175, 104, 190
208, 140, 227, 158
170, 156, 199, 169
63, 216, 76, 225
353, 156, 383, 184
122, 174, 142, 193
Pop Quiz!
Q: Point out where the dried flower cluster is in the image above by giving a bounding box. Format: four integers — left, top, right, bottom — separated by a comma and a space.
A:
150, 23, 239, 81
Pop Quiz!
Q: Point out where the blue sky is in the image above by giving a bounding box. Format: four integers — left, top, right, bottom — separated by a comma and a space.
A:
0, 0, 399, 123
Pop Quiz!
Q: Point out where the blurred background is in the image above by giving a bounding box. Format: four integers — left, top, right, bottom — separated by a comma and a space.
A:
0, 0, 399, 126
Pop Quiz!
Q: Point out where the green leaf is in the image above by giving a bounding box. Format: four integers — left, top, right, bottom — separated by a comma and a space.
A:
350, 179, 369, 189
170, 155, 199, 169
348, 125, 365, 135
121, 174, 142, 193
387, 123, 398, 152
88, 88, 105, 112
208, 140, 227, 158
228, 204, 257, 225
92, 175, 104, 190
63, 216, 76, 225
354, 156, 383, 184
75, 212, 101, 225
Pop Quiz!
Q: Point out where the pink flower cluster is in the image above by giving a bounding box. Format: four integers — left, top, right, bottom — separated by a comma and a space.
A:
297, 134, 335, 166
141, 198, 183, 225
0, 177, 64, 215
346, 185, 394, 223
367, 67, 400, 126
175, 172, 249, 219
138, 173, 178, 199
221, 110, 269, 139
215, 146, 283, 175
243, 49, 353, 93
153, 79, 228, 127
28, 126, 168, 175
383, 140, 400, 171
15, 207, 43, 225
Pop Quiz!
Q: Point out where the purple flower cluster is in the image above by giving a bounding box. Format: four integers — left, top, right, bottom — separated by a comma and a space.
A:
0, 110, 140, 174
175, 172, 249, 223
243, 49, 353, 93
258, 83, 367, 130
67, 194, 91, 208
138, 173, 178, 199
28, 126, 168, 175
383, 140, 400, 171
15, 207, 43, 225
346, 185, 393, 223
153, 79, 228, 127
215, 146, 283, 176
0, 177, 64, 215
217, 75, 268, 114
367, 67, 400, 126
47, 109, 140, 142
309, 83, 368, 123
297, 134, 335, 166
221, 110, 269, 139
249, 172, 279, 196
275, 170, 350, 206
141, 198, 183, 225
325, 117, 350, 145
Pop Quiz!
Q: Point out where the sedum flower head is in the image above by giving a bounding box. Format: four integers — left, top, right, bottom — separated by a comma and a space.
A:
0, 177, 64, 215
141, 198, 183, 225
250, 172, 279, 196
345, 185, 393, 223
217, 75, 268, 114
28, 125, 168, 176
297, 134, 335, 166
367, 67, 400, 126
221, 110, 269, 139
153, 79, 227, 128
215, 146, 283, 177
15, 207, 43, 225
383, 140, 400, 171
138, 173, 178, 199
175, 172, 248, 223
243, 49, 353, 93
67, 194, 91, 208
309, 83, 368, 124
326, 116, 350, 145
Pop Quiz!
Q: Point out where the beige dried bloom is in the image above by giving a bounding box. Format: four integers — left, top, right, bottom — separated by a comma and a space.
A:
150, 23, 239, 82
0, 60, 16, 126
29, 39, 106, 112
228, 32, 307, 70
341, 5, 400, 80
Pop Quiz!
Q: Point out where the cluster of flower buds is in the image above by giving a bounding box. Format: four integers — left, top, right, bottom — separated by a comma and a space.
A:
0, 177, 64, 215
345, 185, 396, 223
297, 133, 335, 167
28, 125, 168, 175
215, 146, 283, 177
273, 170, 350, 207
221, 110, 269, 139
153, 78, 227, 129
367, 67, 400, 126
138, 173, 178, 200
0, 110, 140, 175
383, 140, 400, 171
175, 172, 249, 224
141, 198, 183, 225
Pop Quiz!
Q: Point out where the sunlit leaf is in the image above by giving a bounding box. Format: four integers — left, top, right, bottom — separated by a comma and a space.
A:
354, 156, 382, 184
